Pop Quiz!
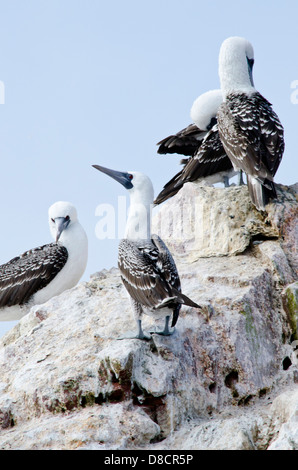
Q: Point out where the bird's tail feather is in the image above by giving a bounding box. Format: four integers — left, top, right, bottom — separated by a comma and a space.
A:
171, 305, 181, 328
154, 183, 183, 205
155, 289, 201, 310
247, 175, 277, 211
154, 176, 184, 205
154, 297, 177, 309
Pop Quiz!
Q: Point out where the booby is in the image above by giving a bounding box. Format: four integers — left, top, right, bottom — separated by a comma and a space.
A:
0, 201, 88, 321
93, 164, 200, 340
157, 89, 223, 158
155, 89, 238, 205
217, 36, 285, 211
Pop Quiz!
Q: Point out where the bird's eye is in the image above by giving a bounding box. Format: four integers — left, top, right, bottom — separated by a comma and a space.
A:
128, 174, 133, 180
51, 218, 55, 223
65, 215, 70, 220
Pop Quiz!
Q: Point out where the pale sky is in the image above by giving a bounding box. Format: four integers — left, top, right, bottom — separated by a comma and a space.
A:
0, 0, 297, 336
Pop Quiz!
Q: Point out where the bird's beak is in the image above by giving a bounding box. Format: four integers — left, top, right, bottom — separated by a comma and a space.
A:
55, 217, 70, 242
247, 57, 254, 87
92, 164, 133, 189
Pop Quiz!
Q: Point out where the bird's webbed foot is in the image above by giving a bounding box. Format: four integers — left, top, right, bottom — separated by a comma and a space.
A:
117, 320, 152, 341
150, 316, 175, 336
117, 331, 152, 341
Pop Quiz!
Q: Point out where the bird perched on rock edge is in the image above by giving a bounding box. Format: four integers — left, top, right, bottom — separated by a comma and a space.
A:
0, 201, 88, 321
216, 36, 285, 211
155, 89, 239, 205
93, 164, 200, 340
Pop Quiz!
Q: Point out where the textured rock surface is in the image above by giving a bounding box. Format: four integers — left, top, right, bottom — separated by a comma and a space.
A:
0, 183, 297, 450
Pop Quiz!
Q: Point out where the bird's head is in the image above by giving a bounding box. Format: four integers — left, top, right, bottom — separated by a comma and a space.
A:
48, 201, 78, 242
219, 36, 255, 95
190, 89, 223, 131
92, 165, 154, 205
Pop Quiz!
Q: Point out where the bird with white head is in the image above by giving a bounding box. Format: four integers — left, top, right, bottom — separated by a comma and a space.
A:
217, 36, 285, 211
0, 201, 88, 321
155, 89, 238, 205
93, 164, 201, 340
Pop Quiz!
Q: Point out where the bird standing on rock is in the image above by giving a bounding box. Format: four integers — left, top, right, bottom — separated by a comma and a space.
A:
217, 36, 285, 211
155, 89, 238, 205
93, 164, 201, 340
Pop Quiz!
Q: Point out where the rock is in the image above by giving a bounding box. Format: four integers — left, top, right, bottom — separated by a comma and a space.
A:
152, 183, 280, 261
0, 183, 297, 450
152, 388, 298, 451
267, 388, 298, 450
0, 404, 160, 450
282, 282, 298, 339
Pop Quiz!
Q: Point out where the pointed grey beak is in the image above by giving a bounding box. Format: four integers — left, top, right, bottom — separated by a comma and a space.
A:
247, 57, 254, 87
92, 164, 133, 189
55, 217, 70, 242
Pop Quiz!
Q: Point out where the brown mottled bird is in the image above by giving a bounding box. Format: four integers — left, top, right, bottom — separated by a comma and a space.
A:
217, 36, 285, 211
93, 164, 200, 340
155, 89, 238, 205
0, 202, 88, 321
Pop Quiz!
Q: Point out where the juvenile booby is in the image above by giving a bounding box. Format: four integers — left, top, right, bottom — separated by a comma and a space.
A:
155, 89, 238, 205
93, 164, 200, 340
217, 36, 285, 211
0, 201, 88, 321
158, 89, 223, 158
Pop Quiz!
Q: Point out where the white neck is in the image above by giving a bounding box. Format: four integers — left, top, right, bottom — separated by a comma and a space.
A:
58, 221, 88, 263
125, 189, 153, 241
32, 220, 88, 307
220, 69, 255, 98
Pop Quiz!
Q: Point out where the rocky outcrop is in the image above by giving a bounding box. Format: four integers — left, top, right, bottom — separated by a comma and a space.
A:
0, 183, 297, 450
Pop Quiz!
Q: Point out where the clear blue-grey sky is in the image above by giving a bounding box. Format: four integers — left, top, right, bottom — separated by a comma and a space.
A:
0, 1, 297, 336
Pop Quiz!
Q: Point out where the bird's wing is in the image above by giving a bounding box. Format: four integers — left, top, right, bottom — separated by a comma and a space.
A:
217, 92, 284, 181
0, 243, 68, 307
257, 93, 285, 176
118, 237, 181, 309
157, 124, 207, 156
153, 169, 185, 205
180, 125, 233, 180
154, 125, 232, 204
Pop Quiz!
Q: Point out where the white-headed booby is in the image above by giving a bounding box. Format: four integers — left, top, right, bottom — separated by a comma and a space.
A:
217, 36, 285, 211
0, 201, 88, 321
155, 89, 238, 205
93, 164, 200, 340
